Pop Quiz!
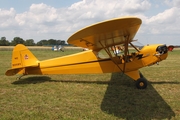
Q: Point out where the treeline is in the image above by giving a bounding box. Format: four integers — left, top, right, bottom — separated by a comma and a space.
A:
0, 37, 66, 46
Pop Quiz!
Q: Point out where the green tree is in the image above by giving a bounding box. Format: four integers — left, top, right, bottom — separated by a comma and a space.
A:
11, 37, 25, 46
61, 40, 66, 45
48, 39, 57, 45
24, 39, 35, 46
0, 37, 10, 46
36, 40, 48, 46
56, 40, 66, 45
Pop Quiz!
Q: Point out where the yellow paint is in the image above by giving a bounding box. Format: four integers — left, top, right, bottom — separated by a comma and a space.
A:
68, 16, 141, 51
5, 43, 168, 81
11, 44, 39, 68
5, 17, 169, 83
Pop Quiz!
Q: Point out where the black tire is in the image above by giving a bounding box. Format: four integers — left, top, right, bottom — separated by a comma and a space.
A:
136, 78, 147, 89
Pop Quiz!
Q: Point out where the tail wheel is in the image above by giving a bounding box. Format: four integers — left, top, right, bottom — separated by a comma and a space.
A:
136, 78, 147, 89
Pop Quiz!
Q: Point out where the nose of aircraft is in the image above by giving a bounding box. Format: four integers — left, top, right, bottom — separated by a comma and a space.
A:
156, 44, 168, 61
156, 44, 168, 55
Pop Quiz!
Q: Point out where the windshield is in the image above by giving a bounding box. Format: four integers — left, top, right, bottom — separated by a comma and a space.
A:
131, 41, 144, 50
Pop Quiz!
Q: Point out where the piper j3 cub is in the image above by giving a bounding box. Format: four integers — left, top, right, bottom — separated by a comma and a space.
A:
5, 16, 172, 89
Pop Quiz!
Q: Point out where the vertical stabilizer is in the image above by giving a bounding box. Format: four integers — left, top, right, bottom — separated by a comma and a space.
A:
5, 44, 39, 76
11, 44, 39, 68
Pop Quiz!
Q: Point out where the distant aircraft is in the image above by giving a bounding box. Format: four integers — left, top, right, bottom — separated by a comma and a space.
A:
5, 16, 173, 89
52, 45, 64, 52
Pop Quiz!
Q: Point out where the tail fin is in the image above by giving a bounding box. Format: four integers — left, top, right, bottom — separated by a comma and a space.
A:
5, 44, 39, 76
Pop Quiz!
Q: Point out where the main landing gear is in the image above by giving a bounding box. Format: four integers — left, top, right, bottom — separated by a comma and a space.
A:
136, 78, 147, 89
135, 73, 148, 89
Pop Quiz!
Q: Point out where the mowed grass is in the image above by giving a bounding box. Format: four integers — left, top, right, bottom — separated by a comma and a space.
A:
0, 48, 180, 119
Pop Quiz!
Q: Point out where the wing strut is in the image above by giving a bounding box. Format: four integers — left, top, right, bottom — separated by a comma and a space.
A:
129, 42, 140, 52
123, 36, 130, 73
99, 39, 123, 73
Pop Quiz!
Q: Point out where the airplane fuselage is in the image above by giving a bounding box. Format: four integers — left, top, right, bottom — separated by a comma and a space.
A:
24, 44, 168, 78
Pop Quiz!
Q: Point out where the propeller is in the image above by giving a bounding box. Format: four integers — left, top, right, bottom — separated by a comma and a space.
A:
167, 45, 174, 51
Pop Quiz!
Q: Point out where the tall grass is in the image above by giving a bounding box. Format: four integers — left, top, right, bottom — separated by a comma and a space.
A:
0, 49, 180, 119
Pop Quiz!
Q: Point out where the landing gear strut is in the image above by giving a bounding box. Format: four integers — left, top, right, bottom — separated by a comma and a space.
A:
16, 74, 25, 80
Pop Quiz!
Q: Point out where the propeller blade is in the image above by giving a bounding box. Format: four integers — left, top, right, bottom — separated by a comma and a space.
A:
167, 45, 174, 51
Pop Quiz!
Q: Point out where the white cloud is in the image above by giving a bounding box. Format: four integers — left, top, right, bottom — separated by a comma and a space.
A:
165, 0, 180, 7
0, 8, 17, 28
140, 7, 180, 36
15, 3, 58, 27
0, 0, 180, 45
135, 3, 180, 45
121, 0, 151, 13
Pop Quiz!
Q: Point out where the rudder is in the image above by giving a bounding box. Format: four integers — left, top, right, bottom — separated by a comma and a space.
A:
5, 44, 39, 76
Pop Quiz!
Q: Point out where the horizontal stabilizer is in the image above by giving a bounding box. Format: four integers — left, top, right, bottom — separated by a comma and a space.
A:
5, 68, 24, 76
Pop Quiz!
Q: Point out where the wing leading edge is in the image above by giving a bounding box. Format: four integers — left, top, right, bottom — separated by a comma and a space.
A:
67, 16, 142, 51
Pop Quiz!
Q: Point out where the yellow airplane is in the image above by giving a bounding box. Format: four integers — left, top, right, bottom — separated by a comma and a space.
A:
5, 16, 172, 89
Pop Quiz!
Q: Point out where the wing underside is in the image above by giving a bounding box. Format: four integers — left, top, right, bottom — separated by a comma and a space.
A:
67, 17, 142, 51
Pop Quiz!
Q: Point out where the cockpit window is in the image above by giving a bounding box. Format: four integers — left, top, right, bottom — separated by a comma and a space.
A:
97, 41, 143, 59
98, 49, 110, 59
131, 41, 144, 50
97, 45, 124, 59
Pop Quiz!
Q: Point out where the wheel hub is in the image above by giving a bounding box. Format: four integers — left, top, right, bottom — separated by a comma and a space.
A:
139, 82, 144, 87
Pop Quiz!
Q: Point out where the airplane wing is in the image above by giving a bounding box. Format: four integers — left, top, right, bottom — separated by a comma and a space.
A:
67, 16, 142, 51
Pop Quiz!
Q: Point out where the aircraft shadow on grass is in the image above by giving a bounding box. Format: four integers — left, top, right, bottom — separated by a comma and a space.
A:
101, 72, 175, 119
12, 75, 180, 85
12, 76, 54, 84
12, 76, 111, 85
12, 73, 176, 119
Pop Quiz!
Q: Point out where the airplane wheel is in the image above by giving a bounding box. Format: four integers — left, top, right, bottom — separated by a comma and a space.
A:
136, 78, 147, 89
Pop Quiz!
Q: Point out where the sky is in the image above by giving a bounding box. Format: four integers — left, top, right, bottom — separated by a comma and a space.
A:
0, 0, 180, 45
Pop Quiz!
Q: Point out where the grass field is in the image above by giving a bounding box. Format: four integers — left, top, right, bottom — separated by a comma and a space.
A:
0, 48, 180, 119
